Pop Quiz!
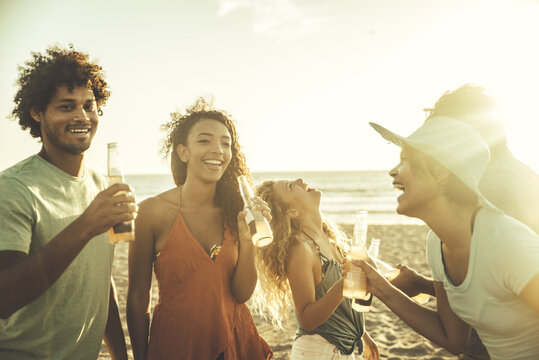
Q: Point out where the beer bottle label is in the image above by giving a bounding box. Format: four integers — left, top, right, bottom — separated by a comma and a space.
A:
354, 294, 373, 307
113, 222, 132, 234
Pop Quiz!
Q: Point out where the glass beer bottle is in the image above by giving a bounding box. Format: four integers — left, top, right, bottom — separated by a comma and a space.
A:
107, 142, 135, 243
238, 175, 273, 247
344, 211, 372, 312
369, 237, 430, 305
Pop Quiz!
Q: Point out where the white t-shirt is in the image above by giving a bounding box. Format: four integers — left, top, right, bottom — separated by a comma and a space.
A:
426, 208, 539, 360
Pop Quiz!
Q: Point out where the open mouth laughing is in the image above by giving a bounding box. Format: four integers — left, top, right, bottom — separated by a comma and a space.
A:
203, 159, 224, 169
393, 181, 404, 193
68, 126, 91, 135
301, 181, 316, 192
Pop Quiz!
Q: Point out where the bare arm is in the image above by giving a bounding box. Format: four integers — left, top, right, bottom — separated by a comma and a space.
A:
0, 184, 136, 319
287, 243, 344, 331
230, 198, 273, 303
355, 259, 471, 354
362, 330, 380, 360
230, 210, 258, 303
390, 264, 436, 297
127, 200, 157, 360
103, 280, 128, 360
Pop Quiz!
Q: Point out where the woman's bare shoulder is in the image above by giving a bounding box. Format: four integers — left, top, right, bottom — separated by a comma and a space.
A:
139, 187, 179, 207
286, 236, 315, 269
138, 187, 180, 218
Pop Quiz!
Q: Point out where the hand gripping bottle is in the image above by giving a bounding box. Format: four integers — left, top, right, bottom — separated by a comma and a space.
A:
107, 142, 135, 243
345, 211, 372, 312
369, 238, 430, 305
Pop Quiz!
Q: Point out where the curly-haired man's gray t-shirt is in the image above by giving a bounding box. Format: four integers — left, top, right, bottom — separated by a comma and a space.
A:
0, 155, 114, 359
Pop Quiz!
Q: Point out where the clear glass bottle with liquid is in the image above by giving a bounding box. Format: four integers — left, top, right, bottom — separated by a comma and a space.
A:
107, 142, 135, 243
238, 175, 273, 247
368, 237, 430, 305
368, 237, 381, 259
344, 210, 372, 312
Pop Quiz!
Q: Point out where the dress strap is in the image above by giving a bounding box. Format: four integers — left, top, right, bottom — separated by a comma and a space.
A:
302, 230, 331, 268
154, 188, 183, 260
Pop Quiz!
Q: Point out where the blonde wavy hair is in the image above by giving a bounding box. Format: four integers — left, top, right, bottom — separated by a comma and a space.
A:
251, 180, 349, 328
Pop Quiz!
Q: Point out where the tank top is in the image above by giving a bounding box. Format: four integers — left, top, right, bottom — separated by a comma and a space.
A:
295, 252, 365, 355
147, 198, 272, 360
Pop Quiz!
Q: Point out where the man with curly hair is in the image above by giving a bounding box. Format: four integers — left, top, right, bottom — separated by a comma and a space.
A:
0, 45, 137, 359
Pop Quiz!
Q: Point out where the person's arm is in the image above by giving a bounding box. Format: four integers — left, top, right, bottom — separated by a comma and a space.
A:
460, 328, 490, 360
519, 272, 539, 312
362, 330, 380, 360
127, 199, 157, 360
390, 264, 436, 297
0, 183, 136, 319
103, 279, 128, 360
230, 210, 258, 303
230, 197, 273, 303
287, 242, 344, 331
355, 259, 471, 354
497, 221, 539, 313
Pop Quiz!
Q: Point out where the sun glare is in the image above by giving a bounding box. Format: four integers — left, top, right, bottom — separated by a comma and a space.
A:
445, 0, 539, 172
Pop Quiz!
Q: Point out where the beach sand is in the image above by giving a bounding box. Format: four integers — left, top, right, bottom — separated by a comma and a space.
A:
99, 224, 455, 359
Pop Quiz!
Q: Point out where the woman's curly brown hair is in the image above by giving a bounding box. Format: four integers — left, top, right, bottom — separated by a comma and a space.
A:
161, 97, 251, 235
10, 44, 110, 139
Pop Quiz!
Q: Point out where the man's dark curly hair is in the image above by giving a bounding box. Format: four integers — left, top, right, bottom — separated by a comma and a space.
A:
161, 97, 252, 236
10, 44, 111, 140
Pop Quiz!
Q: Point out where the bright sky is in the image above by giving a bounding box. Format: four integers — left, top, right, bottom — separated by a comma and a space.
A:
1, 0, 539, 174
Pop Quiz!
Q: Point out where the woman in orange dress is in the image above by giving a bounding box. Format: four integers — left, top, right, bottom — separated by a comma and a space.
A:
126, 98, 272, 360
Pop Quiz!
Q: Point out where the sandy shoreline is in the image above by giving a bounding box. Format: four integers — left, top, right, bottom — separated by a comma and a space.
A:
99, 224, 454, 359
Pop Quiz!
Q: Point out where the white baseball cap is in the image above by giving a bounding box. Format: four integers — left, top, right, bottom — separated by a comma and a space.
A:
369, 116, 491, 203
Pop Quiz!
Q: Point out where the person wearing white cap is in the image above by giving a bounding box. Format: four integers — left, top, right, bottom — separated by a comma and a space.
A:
353, 117, 539, 360
387, 84, 539, 359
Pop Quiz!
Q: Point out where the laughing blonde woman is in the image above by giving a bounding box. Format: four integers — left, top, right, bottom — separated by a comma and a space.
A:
253, 178, 379, 360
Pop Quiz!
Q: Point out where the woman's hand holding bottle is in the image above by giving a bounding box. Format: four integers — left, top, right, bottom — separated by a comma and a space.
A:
237, 196, 272, 246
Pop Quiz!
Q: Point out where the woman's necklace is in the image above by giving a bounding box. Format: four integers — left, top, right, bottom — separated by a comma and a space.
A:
301, 230, 321, 252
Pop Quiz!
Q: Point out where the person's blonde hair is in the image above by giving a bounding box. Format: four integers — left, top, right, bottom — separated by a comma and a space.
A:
251, 180, 348, 327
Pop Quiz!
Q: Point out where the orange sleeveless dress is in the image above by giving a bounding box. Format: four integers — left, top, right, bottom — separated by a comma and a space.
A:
147, 203, 272, 360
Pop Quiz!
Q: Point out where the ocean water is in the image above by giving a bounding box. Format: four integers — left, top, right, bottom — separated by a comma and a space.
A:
125, 171, 422, 225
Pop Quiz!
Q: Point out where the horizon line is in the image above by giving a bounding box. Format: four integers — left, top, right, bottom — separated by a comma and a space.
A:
123, 169, 390, 176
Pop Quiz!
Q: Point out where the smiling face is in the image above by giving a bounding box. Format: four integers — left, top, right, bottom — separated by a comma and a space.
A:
389, 148, 441, 218
273, 178, 322, 217
176, 118, 232, 184
31, 85, 99, 156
